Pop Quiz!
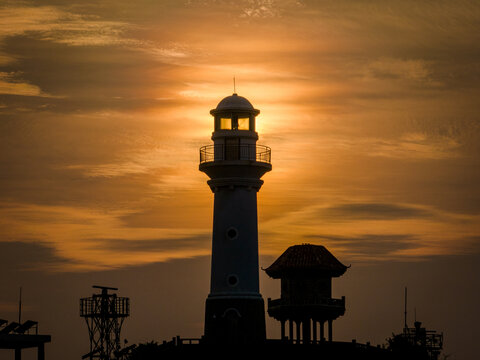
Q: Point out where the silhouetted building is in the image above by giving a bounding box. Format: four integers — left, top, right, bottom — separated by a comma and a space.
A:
199, 92, 272, 344
388, 320, 443, 360
265, 244, 348, 344
0, 319, 50, 360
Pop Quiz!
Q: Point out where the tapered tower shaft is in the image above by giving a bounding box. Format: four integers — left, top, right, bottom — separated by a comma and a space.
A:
199, 93, 271, 344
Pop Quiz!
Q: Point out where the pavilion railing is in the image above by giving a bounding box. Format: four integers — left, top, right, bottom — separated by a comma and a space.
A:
268, 296, 345, 308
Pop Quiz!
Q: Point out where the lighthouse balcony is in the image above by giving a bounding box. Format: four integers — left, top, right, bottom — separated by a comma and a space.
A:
267, 296, 346, 321
199, 144, 271, 164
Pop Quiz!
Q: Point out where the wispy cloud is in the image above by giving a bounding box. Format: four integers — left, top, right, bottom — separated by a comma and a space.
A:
0, 5, 129, 46
319, 203, 433, 221
365, 58, 436, 84
0, 71, 60, 97
304, 233, 419, 261
0, 202, 211, 271
259, 200, 480, 261
364, 133, 461, 160
99, 235, 210, 253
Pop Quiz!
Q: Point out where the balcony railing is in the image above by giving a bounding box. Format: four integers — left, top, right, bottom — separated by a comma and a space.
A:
268, 296, 345, 308
80, 296, 130, 318
199, 144, 271, 164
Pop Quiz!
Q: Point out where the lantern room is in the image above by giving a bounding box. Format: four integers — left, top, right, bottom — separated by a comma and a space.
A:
199, 93, 271, 176
210, 93, 259, 132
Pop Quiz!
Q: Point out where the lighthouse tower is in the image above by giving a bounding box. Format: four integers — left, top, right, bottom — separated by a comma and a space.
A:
199, 93, 272, 344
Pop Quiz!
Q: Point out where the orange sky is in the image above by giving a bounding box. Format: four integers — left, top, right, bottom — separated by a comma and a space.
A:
0, 1, 479, 359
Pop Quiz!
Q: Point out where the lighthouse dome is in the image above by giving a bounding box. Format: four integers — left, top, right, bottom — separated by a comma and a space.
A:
211, 93, 260, 115
216, 93, 254, 110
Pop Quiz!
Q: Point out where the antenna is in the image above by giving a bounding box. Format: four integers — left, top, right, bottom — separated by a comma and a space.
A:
233, 76, 236, 94
18, 287, 22, 324
404, 287, 407, 328
92, 285, 118, 291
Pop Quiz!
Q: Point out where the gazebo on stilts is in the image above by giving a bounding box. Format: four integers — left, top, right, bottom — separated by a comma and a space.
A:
264, 244, 348, 344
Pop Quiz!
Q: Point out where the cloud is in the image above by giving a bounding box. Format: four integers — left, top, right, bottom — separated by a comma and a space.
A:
0, 4, 129, 46
0, 241, 74, 272
365, 58, 436, 84
98, 235, 210, 253
0, 201, 212, 271
0, 71, 54, 97
259, 199, 480, 262
65, 163, 150, 178
320, 203, 432, 221
341, 135, 460, 161
304, 233, 419, 259
240, 0, 283, 18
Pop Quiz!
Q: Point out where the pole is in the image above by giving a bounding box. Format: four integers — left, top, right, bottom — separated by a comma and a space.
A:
328, 319, 333, 342
404, 287, 408, 329
18, 287, 22, 324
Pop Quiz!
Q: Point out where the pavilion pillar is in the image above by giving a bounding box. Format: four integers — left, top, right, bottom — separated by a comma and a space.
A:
289, 319, 294, 341
38, 343, 45, 360
280, 320, 286, 340
328, 319, 333, 342
296, 321, 301, 344
302, 319, 311, 344
312, 320, 317, 343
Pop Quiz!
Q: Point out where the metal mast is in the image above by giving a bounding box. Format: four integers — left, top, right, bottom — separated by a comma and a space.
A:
80, 286, 130, 360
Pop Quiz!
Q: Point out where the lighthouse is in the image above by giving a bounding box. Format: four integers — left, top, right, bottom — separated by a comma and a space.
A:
199, 93, 272, 344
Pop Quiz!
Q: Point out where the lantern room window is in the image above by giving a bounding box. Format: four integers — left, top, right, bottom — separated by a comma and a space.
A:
220, 117, 232, 130
238, 117, 249, 130
215, 114, 253, 131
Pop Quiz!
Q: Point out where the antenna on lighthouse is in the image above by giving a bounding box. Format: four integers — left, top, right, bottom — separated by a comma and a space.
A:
233, 76, 237, 94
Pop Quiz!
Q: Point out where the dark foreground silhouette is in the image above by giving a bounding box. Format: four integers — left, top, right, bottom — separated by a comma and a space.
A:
125, 337, 439, 360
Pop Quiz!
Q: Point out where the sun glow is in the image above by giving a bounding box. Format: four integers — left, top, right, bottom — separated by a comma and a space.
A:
1, 0, 478, 272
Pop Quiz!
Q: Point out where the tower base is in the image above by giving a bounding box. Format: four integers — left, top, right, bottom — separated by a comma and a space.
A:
204, 296, 266, 344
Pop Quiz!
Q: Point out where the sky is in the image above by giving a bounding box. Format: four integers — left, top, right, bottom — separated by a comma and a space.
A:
0, 0, 479, 359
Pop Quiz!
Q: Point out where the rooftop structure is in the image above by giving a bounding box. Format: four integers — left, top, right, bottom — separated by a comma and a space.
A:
80, 286, 130, 360
265, 244, 348, 344
0, 319, 50, 360
264, 244, 348, 278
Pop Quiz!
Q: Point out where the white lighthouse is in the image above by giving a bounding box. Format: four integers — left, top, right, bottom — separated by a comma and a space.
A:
199, 93, 272, 344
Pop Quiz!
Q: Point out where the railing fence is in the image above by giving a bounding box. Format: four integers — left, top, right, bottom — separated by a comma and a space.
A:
200, 144, 271, 164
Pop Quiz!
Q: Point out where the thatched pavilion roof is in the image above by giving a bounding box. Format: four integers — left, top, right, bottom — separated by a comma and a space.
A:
264, 244, 348, 278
